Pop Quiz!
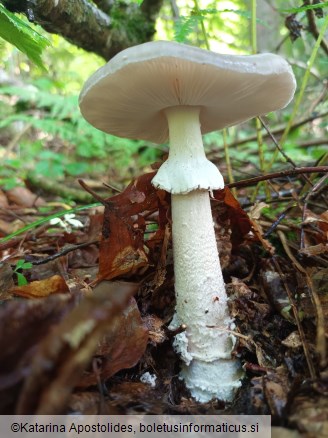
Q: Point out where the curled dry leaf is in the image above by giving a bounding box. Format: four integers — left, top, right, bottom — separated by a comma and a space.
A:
213, 187, 252, 246
281, 331, 302, 349
97, 172, 169, 281
15, 281, 142, 414
302, 209, 328, 247
10, 275, 70, 298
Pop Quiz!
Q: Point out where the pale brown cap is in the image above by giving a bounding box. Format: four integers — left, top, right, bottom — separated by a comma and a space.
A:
79, 41, 296, 144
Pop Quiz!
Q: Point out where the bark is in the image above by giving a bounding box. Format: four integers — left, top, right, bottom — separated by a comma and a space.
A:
3, 0, 164, 60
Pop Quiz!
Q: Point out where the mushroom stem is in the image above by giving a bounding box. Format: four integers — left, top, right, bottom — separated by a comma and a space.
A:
152, 106, 224, 194
170, 191, 241, 402
153, 105, 242, 402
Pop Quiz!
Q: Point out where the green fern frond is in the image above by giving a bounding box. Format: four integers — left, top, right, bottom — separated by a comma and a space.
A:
174, 15, 202, 42
0, 4, 50, 70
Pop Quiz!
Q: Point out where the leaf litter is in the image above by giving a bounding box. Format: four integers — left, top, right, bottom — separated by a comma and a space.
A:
0, 171, 327, 436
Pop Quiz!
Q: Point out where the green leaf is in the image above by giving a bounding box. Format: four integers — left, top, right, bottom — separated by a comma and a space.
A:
14, 259, 26, 270
16, 272, 28, 286
174, 15, 201, 42
0, 4, 50, 70
66, 162, 91, 176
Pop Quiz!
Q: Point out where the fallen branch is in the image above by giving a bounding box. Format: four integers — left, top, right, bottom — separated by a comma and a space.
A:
227, 166, 328, 189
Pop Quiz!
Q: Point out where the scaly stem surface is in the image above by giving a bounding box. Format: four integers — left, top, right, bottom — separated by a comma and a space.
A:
154, 105, 241, 401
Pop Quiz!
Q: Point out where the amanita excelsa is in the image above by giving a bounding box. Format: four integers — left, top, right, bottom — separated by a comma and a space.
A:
79, 41, 296, 402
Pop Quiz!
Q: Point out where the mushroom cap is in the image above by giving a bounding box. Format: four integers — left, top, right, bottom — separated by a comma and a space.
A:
79, 41, 296, 144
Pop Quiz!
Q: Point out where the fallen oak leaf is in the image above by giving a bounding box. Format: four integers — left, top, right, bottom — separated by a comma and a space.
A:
16, 281, 140, 414
96, 172, 169, 282
10, 275, 69, 298
98, 204, 148, 281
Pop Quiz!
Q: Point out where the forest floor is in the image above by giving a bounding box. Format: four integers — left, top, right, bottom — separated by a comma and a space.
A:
0, 168, 327, 438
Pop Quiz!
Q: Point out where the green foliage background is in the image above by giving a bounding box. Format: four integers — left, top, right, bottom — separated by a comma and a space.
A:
0, 0, 327, 197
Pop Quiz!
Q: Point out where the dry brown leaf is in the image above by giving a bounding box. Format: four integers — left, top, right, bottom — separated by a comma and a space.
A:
303, 209, 328, 245
248, 202, 269, 221
0, 218, 16, 235
10, 275, 70, 298
213, 187, 252, 246
98, 172, 169, 281
16, 281, 140, 414
0, 189, 9, 208
250, 367, 290, 417
78, 285, 148, 387
281, 331, 302, 349
0, 262, 14, 299
0, 293, 76, 413
6, 186, 45, 207
143, 315, 167, 345
299, 243, 328, 256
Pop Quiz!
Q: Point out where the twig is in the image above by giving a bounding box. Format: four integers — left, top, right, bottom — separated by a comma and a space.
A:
309, 79, 328, 114
223, 129, 236, 197
300, 173, 328, 249
208, 110, 328, 159
259, 116, 313, 188
278, 231, 327, 368
263, 202, 297, 237
26, 241, 99, 265
78, 179, 109, 205
297, 138, 328, 148
266, 13, 328, 171
227, 166, 328, 189
305, 270, 327, 368
304, 0, 328, 56
271, 256, 317, 379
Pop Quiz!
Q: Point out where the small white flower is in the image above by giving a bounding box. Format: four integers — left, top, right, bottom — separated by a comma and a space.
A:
50, 214, 83, 232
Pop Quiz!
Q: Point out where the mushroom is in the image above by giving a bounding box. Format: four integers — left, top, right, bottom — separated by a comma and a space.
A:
79, 41, 296, 402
